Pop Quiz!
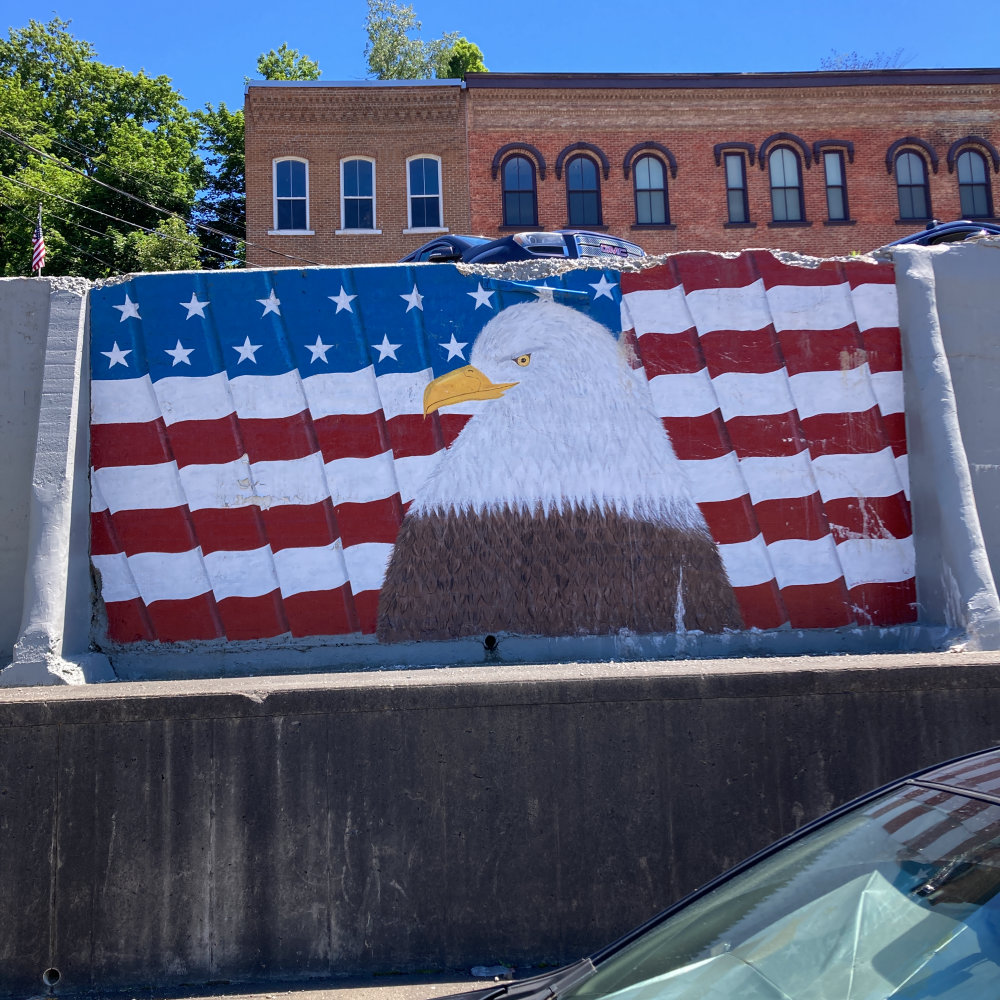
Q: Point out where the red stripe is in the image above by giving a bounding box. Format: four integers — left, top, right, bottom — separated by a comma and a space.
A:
335, 496, 404, 547
826, 494, 912, 542
862, 327, 903, 372
90, 509, 119, 556
843, 260, 896, 286
353, 589, 380, 634
386, 413, 444, 458
781, 579, 854, 628
104, 598, 155, 643
167, 416, 243, 467
439, 413, 472, 447
284, 586, 359, 637
777, 328, 869, 376
697, 495, 760, 545
216, 591, 289, 640
110, 507, 197, 555
801, 407, 888, 457
848, 579, 917, 626
674, 251, 757, 292
731, 581, 788, 630
662, 413, 733, 460
725, 412, 807, 458
620, 263, 680, 294
699, 329, 784, 376
92, 419, 171, 469
191, 506, 267, 555
146, 594, 223, 641
314, 412, 389, 461
241, 411, 318, 463
884, 412, 907, 457
635, 330, 703, 376
753, 252, 846, 288
753, 494, 831, 544
260, 500, 339, 552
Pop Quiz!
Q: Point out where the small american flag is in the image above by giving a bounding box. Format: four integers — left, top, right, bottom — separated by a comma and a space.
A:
31, 207, 46, 274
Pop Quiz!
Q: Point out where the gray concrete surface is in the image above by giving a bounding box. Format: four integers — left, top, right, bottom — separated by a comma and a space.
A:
4, 652, 1000, 997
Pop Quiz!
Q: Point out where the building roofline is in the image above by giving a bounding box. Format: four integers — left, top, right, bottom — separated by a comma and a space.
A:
462, 68, 1000, 89
244, 78, 464, 95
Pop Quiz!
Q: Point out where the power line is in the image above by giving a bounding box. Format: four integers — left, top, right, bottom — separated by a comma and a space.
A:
0, 199, 116, 271
0, 128, 324, 267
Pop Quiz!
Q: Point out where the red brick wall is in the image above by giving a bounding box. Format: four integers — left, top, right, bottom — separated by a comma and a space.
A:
245, 75, 1000, 264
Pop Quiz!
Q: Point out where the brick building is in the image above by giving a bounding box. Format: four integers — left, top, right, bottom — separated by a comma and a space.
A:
244, 69, 1000, 266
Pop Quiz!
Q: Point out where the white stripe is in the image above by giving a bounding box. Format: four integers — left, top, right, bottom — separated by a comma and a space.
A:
326, 451, 399, 505
896, 454, 910, 501
394, 452, 444, 504
91, 475, 109, 514
647, 369, 717, 418
377, 368, 433, 420
92, 462, 186, 513
813, 448, 903, 501
344, 541, 394, 594
718, 534, 776, 589
273, 542, 350, 596
870, 370, 904, 416
248, 453, 330, 508
765, 282, 854, 331
621, 287, 692, 335
680, 452, 746, 504
92, 375, 161, 425
712, 369, 795, 419
176, 456, 253, 511
229, 371, 307, 419
302, 367, 381, 419
153, 372, 233, 425
851, 282, 899, 331
127, 549, 212, 603
203, 546, 280, 600
838, 538, 915, 589
738, 452, 816, 504
685, 280, 770, 332
788, 364, 878, 419
92, 552, 139, 602
767, 536, 843, 588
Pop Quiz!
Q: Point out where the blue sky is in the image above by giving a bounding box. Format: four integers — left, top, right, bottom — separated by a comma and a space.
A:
6, 0, 998, 112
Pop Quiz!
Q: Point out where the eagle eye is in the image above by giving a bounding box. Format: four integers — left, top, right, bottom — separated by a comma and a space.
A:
514, 354, 531, 367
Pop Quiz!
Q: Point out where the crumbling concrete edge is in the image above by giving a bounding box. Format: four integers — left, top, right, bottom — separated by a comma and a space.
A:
0, 283, 114, 687
894, 247, 1000, 649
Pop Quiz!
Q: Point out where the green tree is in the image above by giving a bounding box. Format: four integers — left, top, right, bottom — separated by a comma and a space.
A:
0, 18, 205, 278
254, 43, 321, 82
111, 216, 202, 273
364, 1, 486, 80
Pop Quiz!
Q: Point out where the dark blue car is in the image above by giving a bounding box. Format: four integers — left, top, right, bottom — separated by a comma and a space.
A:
878, 218, 1000, 252
400, 230, 645, 265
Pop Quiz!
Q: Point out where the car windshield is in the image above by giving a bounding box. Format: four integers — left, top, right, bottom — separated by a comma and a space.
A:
560, 783, 1000, 1000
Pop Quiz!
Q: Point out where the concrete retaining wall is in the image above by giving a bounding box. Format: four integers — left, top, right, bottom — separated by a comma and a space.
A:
2, 653, 1000, 996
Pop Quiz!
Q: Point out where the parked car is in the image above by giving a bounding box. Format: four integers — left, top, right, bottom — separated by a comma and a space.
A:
443, 746, 1000, 1000
400, 230, 646, 265
877, 218, 1000, 253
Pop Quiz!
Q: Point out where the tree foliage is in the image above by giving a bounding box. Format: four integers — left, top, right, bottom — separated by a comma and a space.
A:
253, 43, 321, 83
0, 18, 205, 278
364, 0, 486, 80
111, 215, 201, 273
820, 48, 907, 71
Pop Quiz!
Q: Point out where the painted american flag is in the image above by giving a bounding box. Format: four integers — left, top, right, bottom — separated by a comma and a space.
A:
90, 251, 914, 644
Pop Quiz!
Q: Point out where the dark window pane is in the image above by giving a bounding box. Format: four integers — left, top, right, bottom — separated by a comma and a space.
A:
725, 154, 744, 188
276, 161, 291, 198
504, 156, 533, 192
412, 196, 440, 229
635, 156, 664, 190
344, 160, 358, 198
504, 190, 535, 226
827, 188, 845, 220
961, 185, 990, 217
568, 156, 597, 190
727, 189, 747, 223
410, 158, 439, 196
289, 161, 305, 198
356, 160, 373, 197
823, 151, 843, 186
357, 199, 373, 229
637, 189, 666, 225
278, 198, 306, 230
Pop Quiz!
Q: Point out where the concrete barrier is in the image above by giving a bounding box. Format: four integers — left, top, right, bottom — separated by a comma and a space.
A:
2, 652, 1000, 996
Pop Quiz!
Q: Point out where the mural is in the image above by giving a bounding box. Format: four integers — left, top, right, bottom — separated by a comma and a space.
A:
88, 252, 914, 646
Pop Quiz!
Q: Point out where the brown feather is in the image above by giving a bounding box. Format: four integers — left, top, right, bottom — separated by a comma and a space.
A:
376, 507, 742, 641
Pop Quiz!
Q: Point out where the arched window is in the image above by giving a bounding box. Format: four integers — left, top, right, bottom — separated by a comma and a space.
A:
340, 158, 376, 231
957, 149, 992, 218
895, 151, 931, 220
633, 155, 669, 225
566, 155, 601, 227
769, 148, 803, 222
406, 156, 443, 230
502, 155, 537, 227
273, 158, 309, 232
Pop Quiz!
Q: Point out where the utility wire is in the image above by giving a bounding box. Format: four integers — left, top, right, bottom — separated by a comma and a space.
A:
1, 199, 117, 271
0, 128, 324, 267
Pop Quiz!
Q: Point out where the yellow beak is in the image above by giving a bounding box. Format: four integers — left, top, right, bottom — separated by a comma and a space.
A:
423, 365, 518, 415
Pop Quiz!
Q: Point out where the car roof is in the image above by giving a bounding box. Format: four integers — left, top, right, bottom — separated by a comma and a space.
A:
914, 745, 1000, 798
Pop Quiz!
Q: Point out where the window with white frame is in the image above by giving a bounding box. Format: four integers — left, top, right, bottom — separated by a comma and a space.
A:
273, 158, 309, 232
340, 158, 377, 231
407, 156, 443, 230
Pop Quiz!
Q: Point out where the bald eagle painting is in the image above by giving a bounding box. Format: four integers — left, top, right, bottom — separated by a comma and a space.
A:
376, 300, 742, 642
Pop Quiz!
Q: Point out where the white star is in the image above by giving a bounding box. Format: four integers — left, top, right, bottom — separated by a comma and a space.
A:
372, 334, 401, 362
165, 340, 194, 366
439, 334, 468, 361
589, 275, 618, 300
306, 335, 332, 363
400, 284, 424, 312
180, 293, 208, 319
257, 289, 281, 316
233, 336, 262, 364
533, 284, 556, 302
467, 282, 495, 310
101, 342, 131, 368
328, 286, 357, 313
113, 295, 140, 322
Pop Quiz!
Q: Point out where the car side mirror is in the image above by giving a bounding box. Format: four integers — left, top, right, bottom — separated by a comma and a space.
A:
428, 251, 462, 262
